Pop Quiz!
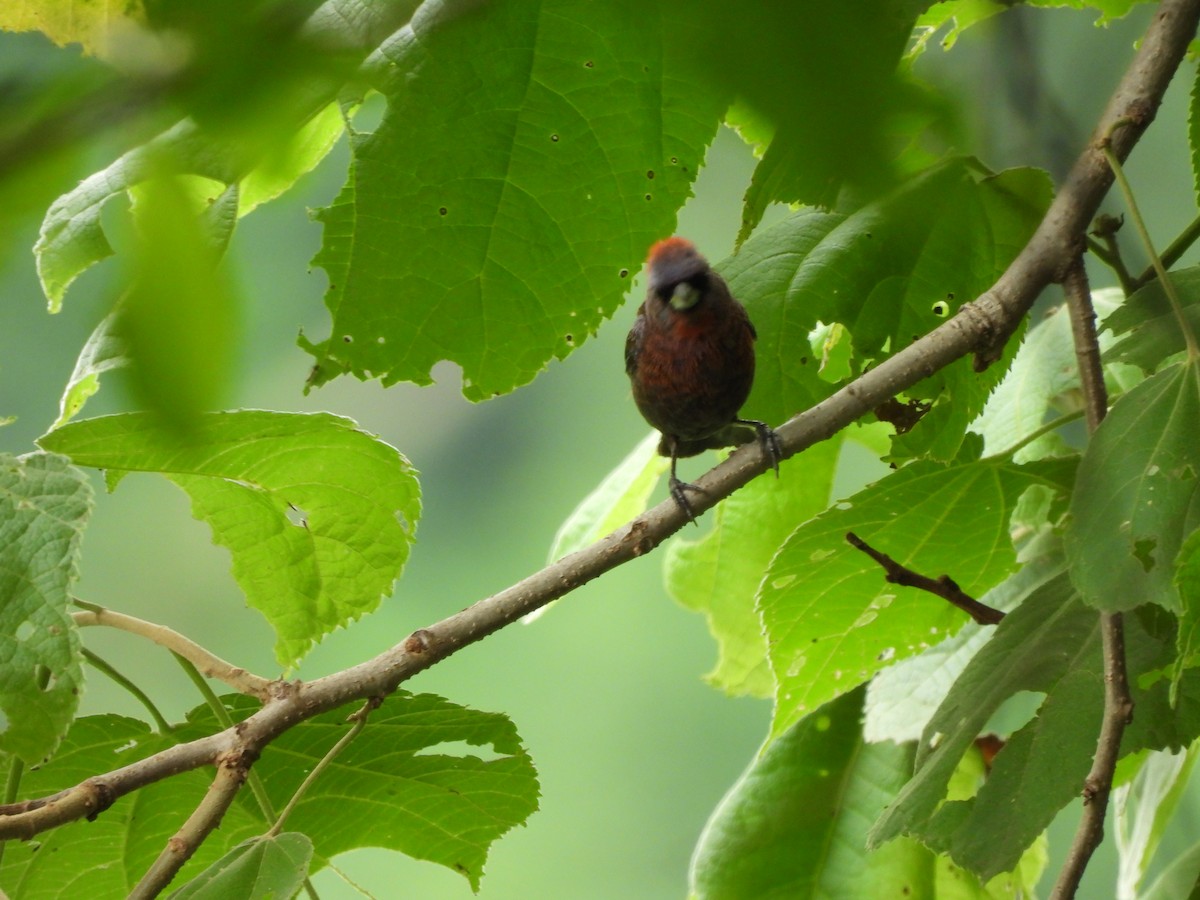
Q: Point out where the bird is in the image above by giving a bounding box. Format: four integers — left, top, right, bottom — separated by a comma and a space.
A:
625, 237, 781, 523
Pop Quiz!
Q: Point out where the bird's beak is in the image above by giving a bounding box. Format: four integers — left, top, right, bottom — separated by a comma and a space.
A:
669, 282, 700, 311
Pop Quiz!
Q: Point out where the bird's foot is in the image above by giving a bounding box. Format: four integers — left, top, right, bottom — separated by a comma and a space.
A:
668, 474, 707, 525
736, 418, 783, 477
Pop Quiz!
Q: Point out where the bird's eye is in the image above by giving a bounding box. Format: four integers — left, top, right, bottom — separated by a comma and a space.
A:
931, 299, 951, 317
669, 281, 701, 311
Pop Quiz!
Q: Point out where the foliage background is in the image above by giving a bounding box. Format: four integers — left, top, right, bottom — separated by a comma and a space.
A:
1, 4, 1198, 897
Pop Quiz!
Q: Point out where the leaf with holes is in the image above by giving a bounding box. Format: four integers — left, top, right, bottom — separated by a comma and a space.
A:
760, 457, 1074, 741
1066, 361, 1200, 612
0, 452, 92, 763
40, 411, 420, 666
304, 0, 725, 399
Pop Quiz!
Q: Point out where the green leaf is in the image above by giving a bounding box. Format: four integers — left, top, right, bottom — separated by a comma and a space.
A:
0, 0, 144, 55
1103, 266, 1200, 373
547, 431, 666, 563
864, 540, 1066, 743
870, 581, 1200, 880
910, 0, 1152, 57
1115, 746, 1200, 898
169, 833, 313, 900
238, 102, 345, 216
1192, 57, 1200, 211
720, 162, 1052, 458
39, 411, 420, 666
304, 0, 725, 399
690, 687, 937, 899
1065, 361, 1200, 612
698, 2, 919, 236
666, 437, 843, 699
761, 457, 1073, 741
975, 289, 1125, 460
120, 176, 240, 428
0, 452, 92, 764
55, 311, 129, 428
0, 693, 537, 894
225, 692, 540, 892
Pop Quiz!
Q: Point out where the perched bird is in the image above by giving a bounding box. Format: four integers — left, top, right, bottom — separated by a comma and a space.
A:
625, 237, 781, 522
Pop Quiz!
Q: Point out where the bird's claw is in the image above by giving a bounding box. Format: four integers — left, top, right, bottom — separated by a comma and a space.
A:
737, 418, 783, 477
669, 475, 707, 525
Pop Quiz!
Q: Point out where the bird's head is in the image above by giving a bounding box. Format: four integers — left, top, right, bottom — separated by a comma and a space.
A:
646, 237, 710, 312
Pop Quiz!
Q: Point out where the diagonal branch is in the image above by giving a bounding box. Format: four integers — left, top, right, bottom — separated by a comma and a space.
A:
2, 0, 1198, 864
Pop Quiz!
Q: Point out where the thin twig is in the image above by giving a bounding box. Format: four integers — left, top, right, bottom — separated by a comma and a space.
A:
72, 599, 275, 700
845, 532, 1005, 625
128, 756, 251, 899
1051, 259, 1135, 899
81, 649, 173, 734
2, 0, 1197, 846
1062, 261, 1109, 431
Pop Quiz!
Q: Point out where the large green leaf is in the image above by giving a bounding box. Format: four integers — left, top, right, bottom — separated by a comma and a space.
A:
1065, 361, 1200, 612
720, 161, 1051, 458
691, 687, 936, 899
39, 411, 420, 666
1174, 528, 1200, 698
0, 693, 538, 894
761, 457, 1073, 740
666, 437, 843, 699
303, 0, 726, 399
870, 580, 1200, 880
0, 452, 92, 764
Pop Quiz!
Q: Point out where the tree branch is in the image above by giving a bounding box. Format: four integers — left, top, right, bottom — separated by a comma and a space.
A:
845, 532, 1005, 626
3, 3, 1197, 880
72, 600, 276, 700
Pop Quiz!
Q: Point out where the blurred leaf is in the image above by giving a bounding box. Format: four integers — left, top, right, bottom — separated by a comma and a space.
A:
1115, 745, 1200, 899
169, 833, 313, 900
1139, 838, 1200, 900
1065, 361, 1200, 612
0, 692, 537, 894
0, 452, 91, 764
39, 411, 420, 667
1103, 266, 1200, 373
32, 0, 413, 310
547, 431, 665, 563
864, 539, 1065, 744
120, 175, 239, 428
304, 0, 725, 400
666, 437, 843, 699
911, 0, 1152, 56
762, 457, 1073, 741
54, 310, 129, 428
720, 161, 1051, 458
652, 1, 924, 237
238, 101, 344, 215
691, 687, 937, 899
0, 1, 145, 55
975, 288, 1126, 460
870, 583, 1200, 880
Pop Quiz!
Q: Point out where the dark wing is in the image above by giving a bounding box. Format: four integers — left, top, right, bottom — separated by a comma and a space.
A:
624, 307, 645, 376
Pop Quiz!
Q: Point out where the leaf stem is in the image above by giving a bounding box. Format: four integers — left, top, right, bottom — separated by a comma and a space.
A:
172, 652, 278, 823
1133, 211, 1200, 290
269, 700, 377, 838
1101, 139, 1200, 359
82, 649, 173, 734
